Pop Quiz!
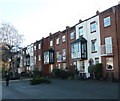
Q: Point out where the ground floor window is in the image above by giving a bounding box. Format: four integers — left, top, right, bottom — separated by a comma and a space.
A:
106, 57, 113, 70
63, 63, 66, 70
50, 65, 53, 72
95, 58, 99, 64
80, 61, 85, 71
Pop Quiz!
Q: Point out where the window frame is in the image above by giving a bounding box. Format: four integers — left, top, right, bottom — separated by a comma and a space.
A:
91, 39, 97, 53
104, 16, 111, 27
79, 27, 83, 36
90, 21, 96, 33
70, 32, 75, 39
62, 35, 66, 42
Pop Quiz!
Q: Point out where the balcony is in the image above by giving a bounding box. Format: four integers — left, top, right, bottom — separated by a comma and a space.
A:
101, 44, 113, 56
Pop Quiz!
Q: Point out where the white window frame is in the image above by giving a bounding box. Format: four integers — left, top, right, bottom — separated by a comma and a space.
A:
104, 16, 111, 27
39, 54, 41, 61
39, 43, 41, 49
79, 27, 83, 36
106, 57, 114, 70
105, 37, 112, 54
50, 40, 53, 46
56, 38, 60, 45
62, 35, 65, 42
70, 32, 75, 39
90, 22, 96, 33
91, 40, 97, 52
34, 45, 36, 50
62, 49, 66, 60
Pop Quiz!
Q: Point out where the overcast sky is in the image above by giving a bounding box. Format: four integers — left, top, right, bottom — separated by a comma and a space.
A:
0, 0, 119, 47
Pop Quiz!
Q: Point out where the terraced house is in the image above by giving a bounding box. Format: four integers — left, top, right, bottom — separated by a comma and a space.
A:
16, 4, 120, 80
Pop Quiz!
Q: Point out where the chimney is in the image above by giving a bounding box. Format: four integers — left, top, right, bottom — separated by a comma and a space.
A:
96, 10, 100, 15
49, 33, 52, 36
79, 19, 82, 23
66, 26, 70, 29
42, 37, 44, 39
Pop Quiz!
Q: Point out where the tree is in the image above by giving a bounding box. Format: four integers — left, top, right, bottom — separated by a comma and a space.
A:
0, 22, 24, 50
0, 22, 24, 76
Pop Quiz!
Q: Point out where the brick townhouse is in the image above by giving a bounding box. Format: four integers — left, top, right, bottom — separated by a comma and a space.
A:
99, 4, 120, 80
18, 4, 120, 80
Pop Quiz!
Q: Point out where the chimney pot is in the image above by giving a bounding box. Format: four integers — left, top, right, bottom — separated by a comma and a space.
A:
79, 19, 82, 23
96, 10, 100, 15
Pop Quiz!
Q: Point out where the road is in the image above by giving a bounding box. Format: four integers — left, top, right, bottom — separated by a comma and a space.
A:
2, 78, 119, 99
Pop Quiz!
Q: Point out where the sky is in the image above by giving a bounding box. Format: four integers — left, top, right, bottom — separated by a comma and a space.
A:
0, 0, 119, 47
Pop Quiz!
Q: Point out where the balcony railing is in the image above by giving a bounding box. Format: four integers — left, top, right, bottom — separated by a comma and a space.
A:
101, 44, 113, 56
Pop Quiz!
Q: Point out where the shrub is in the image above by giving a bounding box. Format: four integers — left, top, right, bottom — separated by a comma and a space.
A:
88, 63, 103, 80
30, 76, 51, 85
32, 69, 42, 77
53, 68, 69, 79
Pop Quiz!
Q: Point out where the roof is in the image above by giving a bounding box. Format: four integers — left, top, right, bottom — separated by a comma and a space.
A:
71, 37, 87, 44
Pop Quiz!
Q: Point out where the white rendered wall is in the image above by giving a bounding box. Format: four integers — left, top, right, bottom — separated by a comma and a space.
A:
75, 15, 101, 75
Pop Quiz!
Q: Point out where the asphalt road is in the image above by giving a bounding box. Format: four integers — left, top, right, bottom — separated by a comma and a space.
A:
2, 78, 119, 99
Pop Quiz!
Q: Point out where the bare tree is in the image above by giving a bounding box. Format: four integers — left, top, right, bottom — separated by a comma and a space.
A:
0, 22, 24, 49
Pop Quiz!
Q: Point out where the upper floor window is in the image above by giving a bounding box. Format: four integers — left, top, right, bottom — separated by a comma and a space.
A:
56, 38, 60, 45
70, 32, 75, 39
50, 40, 53, 46
34, 46, 36, 50
79, 27, 83, 36
104, 16, 111, 27
91, 39, 97, 53
62, 49, 66, 60
90, 22, 96, 33
62, 35, 66, 42
105, 37, 112, 54
39, 55, 41, 61
39, 43, 41, 49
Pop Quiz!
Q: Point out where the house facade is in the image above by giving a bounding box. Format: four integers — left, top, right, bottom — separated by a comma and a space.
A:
16, 4, 119, 80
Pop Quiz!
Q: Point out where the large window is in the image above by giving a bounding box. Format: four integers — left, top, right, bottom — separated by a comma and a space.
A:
79, 27, 83, 36
70, 32, 75, 39
56, 38, 60, 45
56, 51, 61, 62
34, 46, 36, 50
39, 55, 41, 61
44, 51, 49, 64
105, 37, 112, 54
90, 22, 96, 33
62, 35, 65, 42
39, 43, 41, 49
104, 16, 111, 27
106, 57, 113, 70
50, 40, 53, 46
91, 39, 97, 53
62, 49, 66, 60
71, 43, 81, 59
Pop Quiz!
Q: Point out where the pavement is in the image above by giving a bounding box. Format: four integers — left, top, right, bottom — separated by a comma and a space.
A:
1, 77, 119, 99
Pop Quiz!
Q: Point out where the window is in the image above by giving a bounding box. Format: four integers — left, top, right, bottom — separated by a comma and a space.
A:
56, 38, 60, 45
71, 42, 81, 59
80, 61, 85, 71
56, 51, 60, 62
39, 55, 41, 61
70, 32, 75, 39
79, 27, 83, 36
44, 51, 49, 64
39, 43, 41, 49
50, 65, 53, 72
58, 64, 60, 69
104, 16, 111, 27
95, 58, 99, 63
105, 37, 112, 54
63, 63, 66, 70
34, 46, 36, 50
91, 39, 97, 53
62, 35, 65, 42
90, 22, 96, 33
62, 49, 66, 60
106, 57, 113, 70
34, 56, 36, 64
50, 40, 53, 46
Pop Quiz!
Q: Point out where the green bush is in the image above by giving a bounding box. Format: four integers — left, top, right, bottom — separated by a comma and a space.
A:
30, 76, 51, 85
88, 63, 103, 80
53, 68, 69, 79
32, 69, 42, 77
